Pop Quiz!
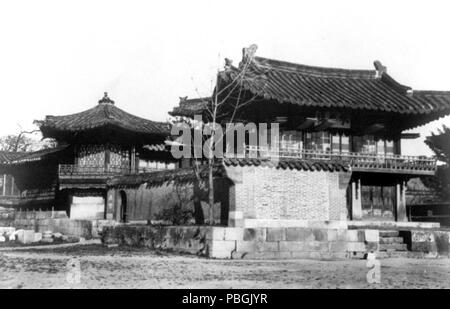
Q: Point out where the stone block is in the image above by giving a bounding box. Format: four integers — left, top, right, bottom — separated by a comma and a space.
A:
256, 241, 279, 252
357, 230, 365, 242
411, 242, 437, 253
346, 242, 366, 252
236, 241, 257, 252
273, 251, 293, 259
286, 228, 314, 242
291, 251, 322, 260
206, 227, 226, 240
326, 229, 338, 241
279, 241, 306, 252
364, 229, 379, 242
17, 230, 35, 244
435, 232, 450, 255
7, 233, 16, 241
0, 227, 15, 234
412, 231, 435, 243
345, 230, 359, 242
240, 251, 276, 260
33, 232, 43, 243
365, 241, 379, 252
209, 250, 232, 259
243, 228, 266, 242
209, 240, 236, 254
329, 241, 347, 253
224, 228, 244, 241
323, 252, 348, 260
312, 229, 327, 241
266, 228, 286, 242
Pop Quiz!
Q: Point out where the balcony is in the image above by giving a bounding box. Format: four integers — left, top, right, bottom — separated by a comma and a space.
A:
244, 146, 437, 175
59, 164, 132, 177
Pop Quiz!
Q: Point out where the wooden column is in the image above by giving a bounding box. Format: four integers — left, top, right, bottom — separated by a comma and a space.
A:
10, 176, 15, 196
2, 174, 6, 196
351, 178, 362, 220
130, 147, 136, 173
396, 180, 407, 222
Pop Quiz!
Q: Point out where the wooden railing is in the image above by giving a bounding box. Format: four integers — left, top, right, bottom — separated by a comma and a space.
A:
243, 145, 437, 172
59, 164, 132, 176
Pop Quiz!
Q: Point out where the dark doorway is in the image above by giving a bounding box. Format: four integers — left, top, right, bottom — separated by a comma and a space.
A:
361, 185, 395, 221
120, 190, 127, 223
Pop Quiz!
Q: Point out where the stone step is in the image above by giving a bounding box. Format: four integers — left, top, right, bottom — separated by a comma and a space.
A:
379, 243, 407, 251
376, 251, 409, 259
378, 230, 399, 237
379, 237, 404, 244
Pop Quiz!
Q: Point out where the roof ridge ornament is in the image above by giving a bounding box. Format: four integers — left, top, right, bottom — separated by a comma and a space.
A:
373, 60, 387, 78
242, 44, 258, 61
224, 58, 233, 69
98, 92, 115, 105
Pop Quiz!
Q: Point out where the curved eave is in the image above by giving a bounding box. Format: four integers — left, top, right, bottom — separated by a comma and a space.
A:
40, 123, 170, 144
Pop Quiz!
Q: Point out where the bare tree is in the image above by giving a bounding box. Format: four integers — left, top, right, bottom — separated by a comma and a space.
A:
0, 125, 57, 153
172, 44, 262, 225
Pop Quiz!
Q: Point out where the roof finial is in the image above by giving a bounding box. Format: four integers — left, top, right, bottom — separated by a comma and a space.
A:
98, 92, 115, 105
242, 44, 258, 61
373, 60, 387, 77
224, 58, 233, 69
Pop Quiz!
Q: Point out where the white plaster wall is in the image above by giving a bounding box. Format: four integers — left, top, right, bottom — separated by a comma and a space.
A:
70, 196, 105, 220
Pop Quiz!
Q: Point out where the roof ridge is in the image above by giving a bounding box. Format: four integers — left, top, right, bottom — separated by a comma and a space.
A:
252, 56, 377, 79
413, 90, 450, 96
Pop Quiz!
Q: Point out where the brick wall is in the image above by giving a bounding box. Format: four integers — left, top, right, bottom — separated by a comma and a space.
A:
228, 166, 350, 222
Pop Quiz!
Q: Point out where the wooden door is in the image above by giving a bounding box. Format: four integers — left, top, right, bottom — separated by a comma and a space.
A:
362, 185, 395, 221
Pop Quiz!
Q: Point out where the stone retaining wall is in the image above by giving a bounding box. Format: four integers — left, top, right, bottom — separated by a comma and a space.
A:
400, 230, 450, 257
101, 225, 379, 260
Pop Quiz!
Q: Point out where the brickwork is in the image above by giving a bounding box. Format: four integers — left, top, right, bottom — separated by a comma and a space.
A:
227, 166, 349, 222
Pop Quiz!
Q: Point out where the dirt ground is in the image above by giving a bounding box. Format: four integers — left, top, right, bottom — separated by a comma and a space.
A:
0, 245, 449, 289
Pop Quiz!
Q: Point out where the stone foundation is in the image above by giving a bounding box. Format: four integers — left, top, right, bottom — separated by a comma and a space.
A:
101, 225, 379, 260
10, 211, 112, 238
400, 229, 450, 257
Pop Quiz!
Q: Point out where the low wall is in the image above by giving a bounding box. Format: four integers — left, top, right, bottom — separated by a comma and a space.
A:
101, 225, 379, 260
400, 229, 450, 257
13, 218, 94, 238
0, 207, 15, 226
10, 211, 114, 238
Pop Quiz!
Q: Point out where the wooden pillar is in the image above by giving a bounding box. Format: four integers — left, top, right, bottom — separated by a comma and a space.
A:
130, 147, 136, 173
351, 178, 362, 220
396, 180, 407, 222
10, 176, 15, 196
2, 174, 6, 196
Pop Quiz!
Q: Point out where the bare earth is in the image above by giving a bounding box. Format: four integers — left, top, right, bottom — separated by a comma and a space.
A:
0, 245, 449, 289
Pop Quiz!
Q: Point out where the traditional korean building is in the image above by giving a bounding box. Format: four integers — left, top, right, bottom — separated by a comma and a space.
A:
170, 45, 450, 228
0, 152, 22, 208
1, 93, 172, 220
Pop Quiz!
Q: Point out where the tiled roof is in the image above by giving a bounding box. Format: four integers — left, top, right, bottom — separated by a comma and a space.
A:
173, 47, 450, 120
108, 165, 225, 188
225, 53, 450, 114
219, 55, 450, 115
0, 151, 25, 164
169, 97, 209, 117
143, 144, 167, 152
4, 145, 69, 165
223, 158, 349, 172
38, 93, 171, 139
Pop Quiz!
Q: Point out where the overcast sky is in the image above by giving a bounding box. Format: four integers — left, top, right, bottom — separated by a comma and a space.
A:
0, 0, 449, 155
